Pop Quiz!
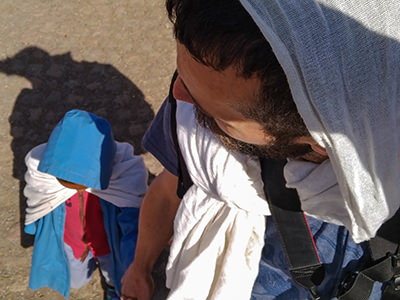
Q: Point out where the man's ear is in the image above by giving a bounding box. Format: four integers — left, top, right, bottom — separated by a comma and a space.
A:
310, 142, 327, 156
295, 136, 328, 156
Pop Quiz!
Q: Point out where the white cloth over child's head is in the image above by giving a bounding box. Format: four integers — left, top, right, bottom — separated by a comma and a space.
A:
240, 0, 400, 242
24, 142, 147, 225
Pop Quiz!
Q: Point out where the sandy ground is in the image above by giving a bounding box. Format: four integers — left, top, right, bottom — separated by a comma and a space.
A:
0, 1, 175, 299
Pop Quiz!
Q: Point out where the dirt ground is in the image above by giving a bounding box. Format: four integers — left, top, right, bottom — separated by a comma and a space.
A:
0, 1, 175, 299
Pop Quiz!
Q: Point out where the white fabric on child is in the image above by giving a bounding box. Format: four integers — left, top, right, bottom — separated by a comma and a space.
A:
24, 142, 147, 225
63, 243, 96, 289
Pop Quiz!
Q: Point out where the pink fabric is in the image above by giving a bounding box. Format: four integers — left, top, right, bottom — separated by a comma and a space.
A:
84, 193, 110, 257
63, 191, 110, 259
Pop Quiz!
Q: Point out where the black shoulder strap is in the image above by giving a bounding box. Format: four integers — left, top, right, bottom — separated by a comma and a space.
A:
337, 209, 400, 300
369, 210, 400, 261
260, 157, 325, 299
168, 70, 193, 199
260, 157, 400, 300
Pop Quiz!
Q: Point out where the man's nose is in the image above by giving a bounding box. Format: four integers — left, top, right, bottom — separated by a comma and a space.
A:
172, 76, 194, 104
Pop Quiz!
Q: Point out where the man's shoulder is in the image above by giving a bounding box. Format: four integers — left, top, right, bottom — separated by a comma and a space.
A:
142, 97, 179, 176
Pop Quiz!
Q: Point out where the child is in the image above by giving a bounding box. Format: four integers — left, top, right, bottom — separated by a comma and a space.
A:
23, 109, 148, 299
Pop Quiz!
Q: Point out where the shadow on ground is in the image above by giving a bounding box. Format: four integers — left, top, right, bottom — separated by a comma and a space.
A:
0, 46, 170, 300
0, 46, 155, 245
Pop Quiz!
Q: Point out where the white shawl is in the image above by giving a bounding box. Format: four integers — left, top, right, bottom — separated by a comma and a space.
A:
24, 142, 147, 225
166, 101, 270, 300
240, 0, 400, 243
284, 159, 345, 226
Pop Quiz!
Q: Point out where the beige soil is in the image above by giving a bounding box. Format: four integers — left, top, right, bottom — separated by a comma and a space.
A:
0, 1, 175, 299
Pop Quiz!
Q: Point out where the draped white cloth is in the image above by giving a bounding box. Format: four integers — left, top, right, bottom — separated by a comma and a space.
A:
240, 0, 400, 243
284, 159, 345, 226
24, 142, 147, 225
166, 101, 270, 300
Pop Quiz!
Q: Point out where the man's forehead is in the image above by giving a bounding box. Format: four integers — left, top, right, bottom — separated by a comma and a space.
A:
176, 43, 261, 112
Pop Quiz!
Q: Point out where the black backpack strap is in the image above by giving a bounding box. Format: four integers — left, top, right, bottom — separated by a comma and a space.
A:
372, 210, 400, 299
168, 70, 193, 199
260, 158, 325, 299
261, 156, 400, 300
337, 254, 400, 300
337, 209, 400, 300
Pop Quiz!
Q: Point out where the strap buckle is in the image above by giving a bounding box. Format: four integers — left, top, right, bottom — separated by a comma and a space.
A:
391, 276, 400, 291
337, 271, 359, 296
391, 253, 400, 269
309, 286, 321, 300
390, 254, 400, 291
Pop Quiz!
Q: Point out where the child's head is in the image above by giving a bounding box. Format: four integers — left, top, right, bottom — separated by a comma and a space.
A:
38, 109, 116, 190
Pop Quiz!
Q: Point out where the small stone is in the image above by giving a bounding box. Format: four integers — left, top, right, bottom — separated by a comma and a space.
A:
10, 126, 24, 138
46, 91, 61, 102
8, 111, 23, 124
29, 107, 43, 121
27, 64, 42, 76
113, 94, 131, 107
30, 77, 43, 88
46, 64, 64, 78
86, 82, 101, 90
66, 94, 84, 106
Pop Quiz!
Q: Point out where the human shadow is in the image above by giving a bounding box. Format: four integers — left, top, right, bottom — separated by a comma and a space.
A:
0, 47, 155, 248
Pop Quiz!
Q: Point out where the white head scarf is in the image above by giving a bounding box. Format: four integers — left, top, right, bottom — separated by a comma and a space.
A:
240, 0, 400, 242
24, 142, 147, 225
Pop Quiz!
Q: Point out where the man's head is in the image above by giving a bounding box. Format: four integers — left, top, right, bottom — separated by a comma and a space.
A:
167, 0, 327, 160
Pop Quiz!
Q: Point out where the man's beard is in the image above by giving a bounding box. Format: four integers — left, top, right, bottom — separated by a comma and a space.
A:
195, 107, 312, 160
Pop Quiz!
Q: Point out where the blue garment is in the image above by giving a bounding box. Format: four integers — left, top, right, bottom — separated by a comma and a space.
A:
25, 201, 139, 298
100, 201, 139, 294
142, 98, 383, 299
142, 98, 179, 176
26, 110, 139, 298
38, 109, 116, 190
25, 204, 70, 298
252, 216, 383, 300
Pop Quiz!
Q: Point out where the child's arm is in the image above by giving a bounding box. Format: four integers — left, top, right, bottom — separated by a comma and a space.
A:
121, 168, 180, 300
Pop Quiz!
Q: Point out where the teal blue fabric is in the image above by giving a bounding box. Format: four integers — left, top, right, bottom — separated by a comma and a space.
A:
38, 109, 116, 190
26, 203, 71, 298
25, 201, 139, 298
